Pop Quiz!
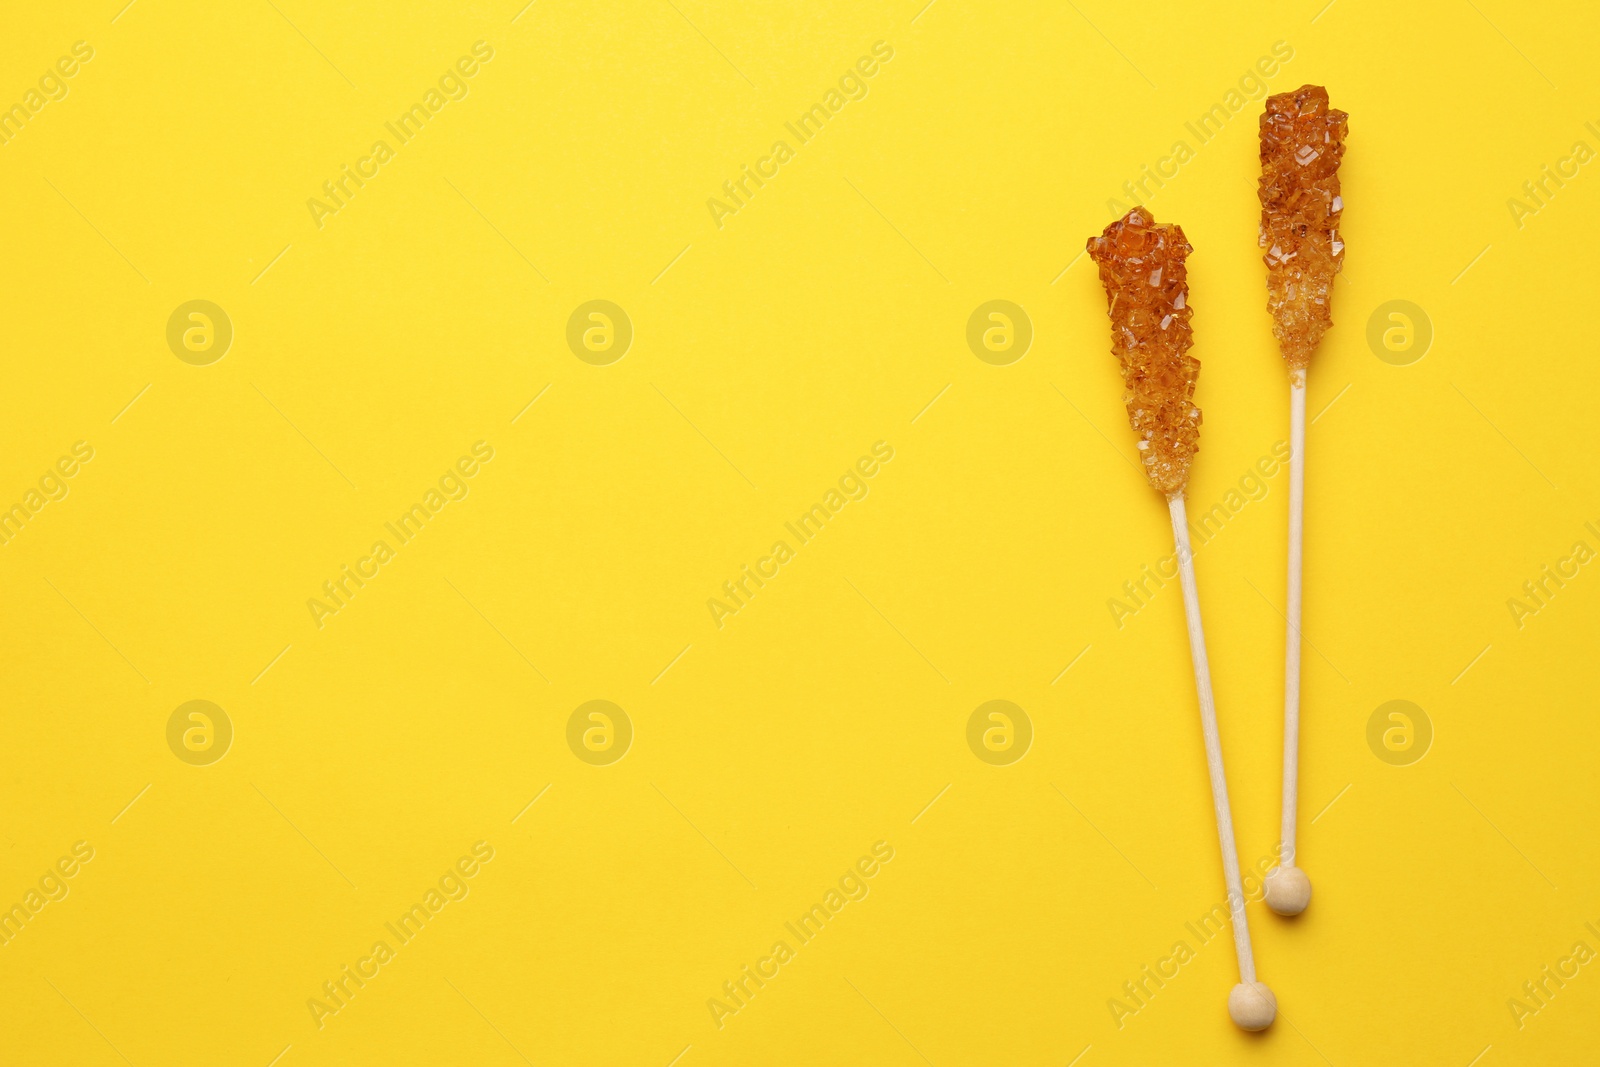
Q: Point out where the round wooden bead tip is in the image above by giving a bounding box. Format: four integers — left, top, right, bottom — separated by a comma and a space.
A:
1229, 981, 1277, 1031
1264, 865, 1312, 916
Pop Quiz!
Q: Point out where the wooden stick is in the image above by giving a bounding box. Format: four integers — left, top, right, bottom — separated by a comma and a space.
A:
1265, 370, 1313, 916
1168, 495, 1276, 1030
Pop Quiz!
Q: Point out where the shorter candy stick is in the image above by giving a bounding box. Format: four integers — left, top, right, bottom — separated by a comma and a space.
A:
1257, 84, 1348, 917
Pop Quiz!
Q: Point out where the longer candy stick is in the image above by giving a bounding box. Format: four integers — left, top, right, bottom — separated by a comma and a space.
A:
1086, 208, 1276, 1032
1257, 84, 1348, 919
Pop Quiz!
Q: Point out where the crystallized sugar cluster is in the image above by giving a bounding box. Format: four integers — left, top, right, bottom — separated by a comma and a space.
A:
1258, 84, 1347, 369
1086, 208, 1200, 497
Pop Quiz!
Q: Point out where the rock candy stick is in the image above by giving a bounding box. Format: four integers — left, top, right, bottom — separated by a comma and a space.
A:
1257, 85, 1347, 919
1087, 209, 1276, 1032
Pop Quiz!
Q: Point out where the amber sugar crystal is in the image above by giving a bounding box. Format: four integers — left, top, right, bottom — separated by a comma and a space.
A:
1259, 84, 1347, 369
1085, 207, 1200, 497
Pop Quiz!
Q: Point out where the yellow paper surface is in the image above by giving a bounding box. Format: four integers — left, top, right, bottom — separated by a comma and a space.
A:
2, 1, 1597, 1063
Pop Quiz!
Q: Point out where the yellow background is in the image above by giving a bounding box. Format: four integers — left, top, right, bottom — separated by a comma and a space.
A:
2, 0, 1597, 1063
